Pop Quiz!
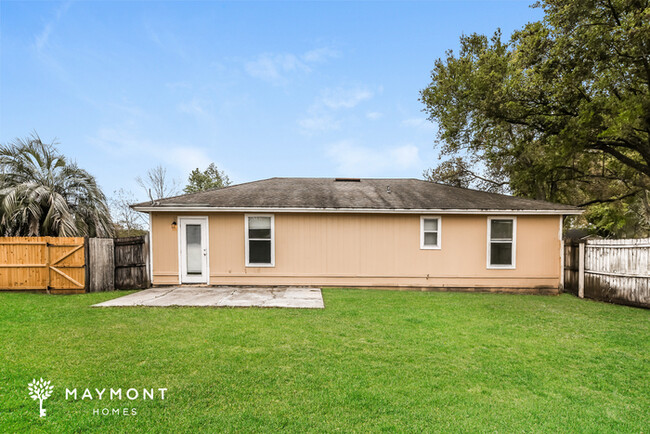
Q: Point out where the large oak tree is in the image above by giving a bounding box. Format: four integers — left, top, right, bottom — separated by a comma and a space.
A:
420, 0, 650, 236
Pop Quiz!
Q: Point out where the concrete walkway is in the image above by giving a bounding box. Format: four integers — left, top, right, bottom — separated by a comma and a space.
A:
92, 286, 324, 309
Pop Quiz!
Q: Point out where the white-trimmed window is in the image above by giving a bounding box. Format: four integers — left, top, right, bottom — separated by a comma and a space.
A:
245, 214, 275, 267
420, 216, 441, 249
487, 217, 516, 269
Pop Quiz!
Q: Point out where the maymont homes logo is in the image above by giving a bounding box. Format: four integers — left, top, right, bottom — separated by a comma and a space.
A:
28, 378, 54, 417
27, 378, 168, 417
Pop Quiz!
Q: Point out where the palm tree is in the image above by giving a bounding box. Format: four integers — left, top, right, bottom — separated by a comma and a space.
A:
0, 134, 114, 237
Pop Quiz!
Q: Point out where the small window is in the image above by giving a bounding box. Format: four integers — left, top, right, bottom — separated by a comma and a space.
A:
488, 217, 516, 268
245, 215, 274, 267
420, 216, 441, 249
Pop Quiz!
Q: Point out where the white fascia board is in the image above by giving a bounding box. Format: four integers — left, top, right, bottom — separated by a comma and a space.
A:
133, 206, 583, 215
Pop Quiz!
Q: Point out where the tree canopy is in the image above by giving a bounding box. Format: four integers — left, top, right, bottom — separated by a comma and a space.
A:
184, 163, 231, 194
0, 134, 114, 237
420, 0, 650, 236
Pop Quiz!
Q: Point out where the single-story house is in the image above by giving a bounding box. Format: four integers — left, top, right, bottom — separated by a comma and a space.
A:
132, 177, 582, 293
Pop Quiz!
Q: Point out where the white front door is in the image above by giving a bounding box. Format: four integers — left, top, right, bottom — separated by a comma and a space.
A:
179, 217, 209, 284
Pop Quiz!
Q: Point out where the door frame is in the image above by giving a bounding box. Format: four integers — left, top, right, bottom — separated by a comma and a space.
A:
177, 216, 210, 284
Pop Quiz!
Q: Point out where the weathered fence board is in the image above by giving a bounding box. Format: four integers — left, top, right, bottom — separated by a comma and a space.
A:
0, 237, 85, 293
86, 238, 115, 292
114, 234, 151, 290
564, 238, 650, 308
563, 241, 580, 296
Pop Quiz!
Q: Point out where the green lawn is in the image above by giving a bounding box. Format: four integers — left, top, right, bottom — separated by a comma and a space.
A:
0, 289, 648, 433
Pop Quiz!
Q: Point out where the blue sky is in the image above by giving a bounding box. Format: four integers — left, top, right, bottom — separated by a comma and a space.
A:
0, 0, 541, 201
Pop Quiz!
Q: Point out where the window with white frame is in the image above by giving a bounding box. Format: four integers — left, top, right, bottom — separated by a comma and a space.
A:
420, 216, 441, 249
488, 217, 516, 268
245, 215, 274, 266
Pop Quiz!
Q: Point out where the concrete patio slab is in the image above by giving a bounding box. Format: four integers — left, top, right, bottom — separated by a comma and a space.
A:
92, 286, 324, 309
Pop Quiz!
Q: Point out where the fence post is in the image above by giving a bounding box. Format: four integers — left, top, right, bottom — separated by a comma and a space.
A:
83, 236, 90, 293
44, 237, 51, 294
578, 242, 585, 299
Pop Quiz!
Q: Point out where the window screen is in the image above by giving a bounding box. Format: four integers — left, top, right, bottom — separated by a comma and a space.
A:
247, 216, 273, 265
489, 219, 514, 266
421, 217, 440, 248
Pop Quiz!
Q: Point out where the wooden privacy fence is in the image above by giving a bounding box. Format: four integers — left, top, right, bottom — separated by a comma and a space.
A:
564, 238, 650, 308
0, 234, 151, 293
0, 237, 86, 294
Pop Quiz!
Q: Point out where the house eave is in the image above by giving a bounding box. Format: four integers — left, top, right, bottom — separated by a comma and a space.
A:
131, 205, 583, 215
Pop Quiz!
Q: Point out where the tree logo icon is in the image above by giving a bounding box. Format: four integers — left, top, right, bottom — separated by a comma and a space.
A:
28, 378, 54, 417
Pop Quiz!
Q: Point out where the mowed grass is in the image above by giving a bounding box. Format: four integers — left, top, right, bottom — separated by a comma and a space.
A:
0, 289, 648, 433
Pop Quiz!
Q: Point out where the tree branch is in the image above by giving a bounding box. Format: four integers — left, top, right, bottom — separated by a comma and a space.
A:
592, 142, 650, 177
463, 169, 509, 187
578, 189, 641, 207
605, 0, 622, 26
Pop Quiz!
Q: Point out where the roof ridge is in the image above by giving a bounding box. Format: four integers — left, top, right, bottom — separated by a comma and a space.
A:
131, 176, 581, 212
269, 177, 421, 180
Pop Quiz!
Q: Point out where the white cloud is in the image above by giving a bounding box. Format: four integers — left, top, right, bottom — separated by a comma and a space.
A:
302, 47, 340, 63
366, 112, 383, 120
178, 98, 207, 116
244, 47, 339, 84
31, 1, 73, 82
298, 87, 377, 134
244, 53, 310, 84
320, 88, 373, 110
298, 115, 341, 133
166, 147, 213, 173
35, 22, 54, 52
107, 101, 148, 119
401, 118, 435, 130
177, 98, 221, 127
89, 128, 212, 173
34, 1, 72, 52
326, 140, 420, 175
165, 81, 192, 90
144, 21, 187, 59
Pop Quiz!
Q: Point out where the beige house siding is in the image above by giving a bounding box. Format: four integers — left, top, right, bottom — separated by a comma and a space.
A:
150, 212, 562, 291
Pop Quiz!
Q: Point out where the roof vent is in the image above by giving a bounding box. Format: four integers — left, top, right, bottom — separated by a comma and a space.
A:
334, 178, 361, 182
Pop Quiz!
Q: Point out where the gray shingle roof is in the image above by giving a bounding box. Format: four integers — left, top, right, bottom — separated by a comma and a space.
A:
132, 177, 581, 213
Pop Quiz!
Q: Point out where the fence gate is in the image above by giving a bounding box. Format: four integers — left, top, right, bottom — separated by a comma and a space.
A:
0, 237, 86, 293
114, 234, 151, 290
563, 241, 580, 296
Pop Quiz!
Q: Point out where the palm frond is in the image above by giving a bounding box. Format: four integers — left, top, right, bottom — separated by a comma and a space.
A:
0, 134, 115, 237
